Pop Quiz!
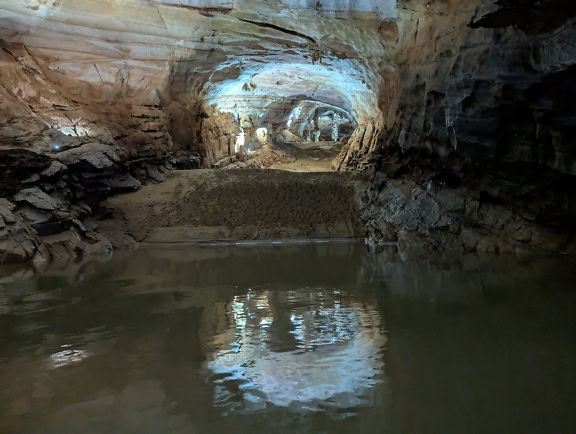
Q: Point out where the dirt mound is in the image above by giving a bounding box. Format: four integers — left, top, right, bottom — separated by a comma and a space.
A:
105, 169, 369, 243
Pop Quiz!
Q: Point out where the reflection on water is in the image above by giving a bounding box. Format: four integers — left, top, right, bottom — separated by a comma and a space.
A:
49, 347, 91, 369
206, 288, 384, 415
0, 243, 576, 433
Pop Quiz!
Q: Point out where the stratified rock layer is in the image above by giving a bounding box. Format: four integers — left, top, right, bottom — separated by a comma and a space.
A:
338, 0, 576, 253
0, 147, 171, 263
0, 0, 575, 260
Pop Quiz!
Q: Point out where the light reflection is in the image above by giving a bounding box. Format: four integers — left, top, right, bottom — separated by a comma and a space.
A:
256, 127, 269, 145
205, 288, 385, 415
49, 347, 90, 369
234, 130, 245, 153
57, 125, 91, 137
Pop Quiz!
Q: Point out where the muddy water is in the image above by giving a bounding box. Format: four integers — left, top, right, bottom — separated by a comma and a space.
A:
1, 243, 576, 433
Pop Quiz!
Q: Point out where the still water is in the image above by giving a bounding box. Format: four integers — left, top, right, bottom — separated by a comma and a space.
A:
1, 242, 576, 433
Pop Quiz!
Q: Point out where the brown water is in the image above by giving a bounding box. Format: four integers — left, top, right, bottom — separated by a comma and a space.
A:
1, 243, 575, 433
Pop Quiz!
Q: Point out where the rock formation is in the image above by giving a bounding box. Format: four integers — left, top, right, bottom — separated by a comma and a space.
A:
0, 0, 574, 262
352, 0, 576, 254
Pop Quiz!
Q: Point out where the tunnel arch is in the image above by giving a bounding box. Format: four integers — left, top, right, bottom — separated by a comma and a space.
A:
199, 59, 381, 166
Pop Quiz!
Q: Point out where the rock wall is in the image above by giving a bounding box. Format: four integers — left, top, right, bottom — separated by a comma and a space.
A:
1, 0, 575, 260
0, 0, 392, 263
349, 0, 576, 253
0, 0, 391, 163
0, 145, 176, 264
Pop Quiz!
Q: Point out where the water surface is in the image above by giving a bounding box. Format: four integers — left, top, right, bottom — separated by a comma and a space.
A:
1, 243, 575, 433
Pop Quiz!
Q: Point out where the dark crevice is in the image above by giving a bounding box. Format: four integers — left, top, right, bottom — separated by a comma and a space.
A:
469, 0, 576, 35
236, 17, 317, 43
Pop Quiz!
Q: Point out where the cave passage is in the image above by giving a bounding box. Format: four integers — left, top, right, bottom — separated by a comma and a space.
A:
1, 0, 576, 431
1, 0, 575, 256
202, 60, 376, 171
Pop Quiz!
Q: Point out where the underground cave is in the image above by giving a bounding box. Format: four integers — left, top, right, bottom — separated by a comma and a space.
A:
1, 0, 576, 432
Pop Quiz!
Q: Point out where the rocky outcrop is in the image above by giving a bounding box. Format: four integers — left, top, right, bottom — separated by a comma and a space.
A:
361, 145, 576, 253
0, 146, 173, 264
0, 0, 575, 258
342, 0, 576, 253
0, 0, 391, 165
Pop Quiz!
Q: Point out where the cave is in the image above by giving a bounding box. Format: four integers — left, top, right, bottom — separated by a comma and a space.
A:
1, 0, 576, 431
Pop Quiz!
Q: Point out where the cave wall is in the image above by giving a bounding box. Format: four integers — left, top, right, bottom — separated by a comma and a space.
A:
0, 0, 391, 163
349, 0, 576, 253
1, 0, 576, 261
0, 0, 392, 263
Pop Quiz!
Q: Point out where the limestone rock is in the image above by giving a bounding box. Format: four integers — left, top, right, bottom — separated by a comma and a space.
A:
105, 175, 142, 192
56, 143, 121, 170
0, 150, 52, 196
13, 187, 60, 211
0, 0, 574, 256
40, 160, 67, 178
0, 199, 42, 264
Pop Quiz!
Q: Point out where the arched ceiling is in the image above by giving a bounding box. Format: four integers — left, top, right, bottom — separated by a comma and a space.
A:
0, 0, 396, 119
205, 60, 376, 122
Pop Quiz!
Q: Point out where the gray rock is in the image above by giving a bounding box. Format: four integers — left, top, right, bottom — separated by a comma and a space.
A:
0, 199, 15, 213
0, 238, 37, 264
0, 199, 17, 225
72, 218, 87, 233
56, 143, 121, 169
106, 174, 141, 191
14, 187, 60, 211
17, 206, 53, 225
146, 165, 166, 183
0, 208, 41, 265
22, 173, 41, 184
40, 160, 67, 177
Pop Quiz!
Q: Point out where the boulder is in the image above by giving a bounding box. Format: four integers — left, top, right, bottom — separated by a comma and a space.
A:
40, 160, 67, 178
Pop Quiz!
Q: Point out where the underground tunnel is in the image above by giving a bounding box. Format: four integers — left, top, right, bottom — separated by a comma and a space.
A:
1, 0, 576, 432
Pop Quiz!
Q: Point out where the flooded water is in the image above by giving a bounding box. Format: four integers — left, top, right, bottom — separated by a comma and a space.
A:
1, 243, 576, 433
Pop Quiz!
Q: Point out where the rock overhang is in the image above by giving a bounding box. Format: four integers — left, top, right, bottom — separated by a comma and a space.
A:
204, 60, 377, 125
0, 0, 395, 141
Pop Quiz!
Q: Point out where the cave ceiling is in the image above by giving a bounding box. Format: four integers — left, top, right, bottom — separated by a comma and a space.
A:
0, 0, 396, 132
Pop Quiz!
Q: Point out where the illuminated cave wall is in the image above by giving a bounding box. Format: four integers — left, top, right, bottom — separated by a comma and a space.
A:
0, 0, 395, 165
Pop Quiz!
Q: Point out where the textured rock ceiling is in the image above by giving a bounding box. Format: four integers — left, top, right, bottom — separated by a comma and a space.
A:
2, 0, 576, 261
0, 0, 395, 136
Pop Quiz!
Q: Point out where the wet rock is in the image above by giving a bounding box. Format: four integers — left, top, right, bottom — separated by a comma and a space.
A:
41, 230, 86, 260
82, 232, 113, 257
0, 199, 42, 264
0, 238, 38, 264
0, 199, 16, 222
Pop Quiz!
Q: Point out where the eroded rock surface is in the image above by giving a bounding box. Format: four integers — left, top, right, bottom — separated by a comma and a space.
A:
337, 0, 576, 253
0, 0, 574, 260
0, 146, 169, 264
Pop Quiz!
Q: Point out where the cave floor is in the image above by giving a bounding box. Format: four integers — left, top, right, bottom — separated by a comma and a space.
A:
266, 144, 341, 172
103, 169, 370, 244
268, 156, 335, 172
